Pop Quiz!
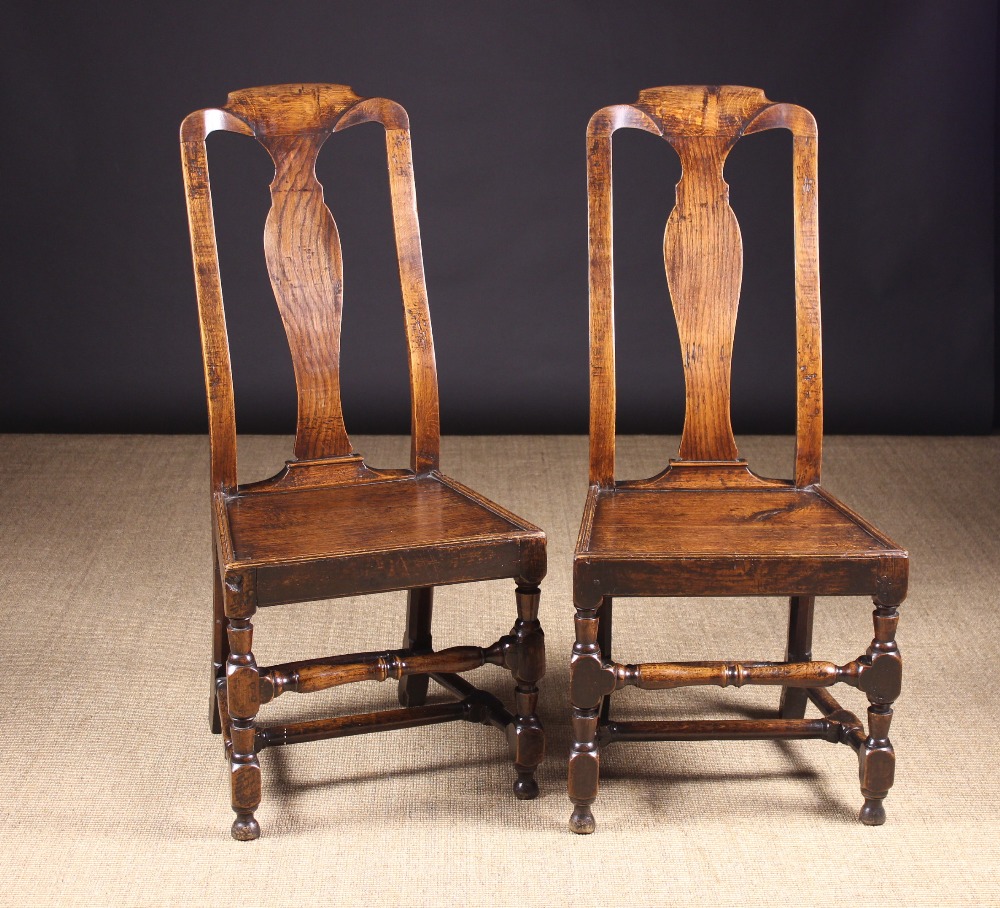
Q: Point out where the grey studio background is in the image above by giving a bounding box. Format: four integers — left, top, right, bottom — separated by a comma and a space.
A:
0, 1, 994, 437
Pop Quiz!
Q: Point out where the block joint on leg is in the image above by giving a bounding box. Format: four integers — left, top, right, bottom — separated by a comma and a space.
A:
568, 602, 603, 833
508, 582, 545, 799
857, 603, 901, 826
224, 572, 261, 841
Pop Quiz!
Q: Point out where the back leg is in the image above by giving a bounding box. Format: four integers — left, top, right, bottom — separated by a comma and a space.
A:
398, 587, 433, 707
210, 551, 229, 734
779, 595, 814, 719
597, 597, 613, 723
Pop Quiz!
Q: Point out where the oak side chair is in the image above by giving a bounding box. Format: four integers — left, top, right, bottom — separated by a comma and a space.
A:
180, 83, 546, 841
568, 85, 908, 834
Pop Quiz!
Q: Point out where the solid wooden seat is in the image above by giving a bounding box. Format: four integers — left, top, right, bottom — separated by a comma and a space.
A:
578, 480, 905, 597
568, 86, 908, 834
181, 84, 546, 841
224, 473, 544, 603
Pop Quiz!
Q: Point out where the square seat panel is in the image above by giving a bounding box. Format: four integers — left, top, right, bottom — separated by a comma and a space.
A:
574, 485, 907, 601
222, 473, 545, 607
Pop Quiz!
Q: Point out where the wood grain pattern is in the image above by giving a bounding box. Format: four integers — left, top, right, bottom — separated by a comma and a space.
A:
180, 83, 438, 483
181, 84, 546, 840
586, 104, 661, 488
585, 85, 822, 486
571, 653, 898, 703
253, 534, 536, 608
588, 488, 890, 556
226, 476, 520, 563
571, 86, 907, 835
574, 551, 905, 605
258, 641, 512, 701
262, 131, 350, 460
663, 135, 742, 460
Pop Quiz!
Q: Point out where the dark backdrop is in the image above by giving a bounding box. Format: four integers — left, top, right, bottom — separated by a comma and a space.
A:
1, 1, 995, 436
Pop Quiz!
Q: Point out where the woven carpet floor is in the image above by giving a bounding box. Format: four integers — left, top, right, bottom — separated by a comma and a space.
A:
1, 434, 998, 906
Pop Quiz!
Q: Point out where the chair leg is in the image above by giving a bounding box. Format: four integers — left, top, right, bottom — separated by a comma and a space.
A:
225, 584, 262, 841
858, 603, 902, 826
568, 597, 606, 834
779, 595, 815, 719
398, 587, 433, 707
210, 552, 229, 734
597, 596, 613, 724
509, 583, 545, 799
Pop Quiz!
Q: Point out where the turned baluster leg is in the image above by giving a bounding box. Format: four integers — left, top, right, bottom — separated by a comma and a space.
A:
508, 582, 545, 799
225, 574, 262, 841
858, 602, 902, 826
568, 597, 606, 834
210, 550, 229, 734
398, 586, 434, 708
779, 595, 815, 719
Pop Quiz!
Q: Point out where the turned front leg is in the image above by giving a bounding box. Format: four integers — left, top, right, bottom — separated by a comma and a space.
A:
225, 573, 262, 841
507, 583, 545, 799
568, 599, 608, 834
858, 603, 902, 825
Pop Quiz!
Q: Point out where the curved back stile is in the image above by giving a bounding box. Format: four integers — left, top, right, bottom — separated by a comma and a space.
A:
180, 84, 440, 495
587, 85, 822, 490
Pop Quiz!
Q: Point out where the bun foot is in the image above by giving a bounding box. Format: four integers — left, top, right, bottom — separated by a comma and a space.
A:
569, 805, 596, 835
859, 798, 886, 826
231, 812, 261, 841
513, 773, 539, 800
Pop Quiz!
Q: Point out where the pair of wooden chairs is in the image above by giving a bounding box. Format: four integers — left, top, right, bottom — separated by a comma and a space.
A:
181, 84, 906, 840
